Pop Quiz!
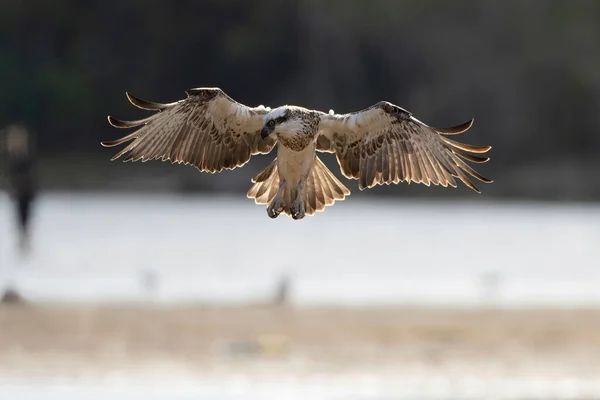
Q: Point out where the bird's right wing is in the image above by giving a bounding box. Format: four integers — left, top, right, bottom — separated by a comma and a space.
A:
102, 88, 276, 173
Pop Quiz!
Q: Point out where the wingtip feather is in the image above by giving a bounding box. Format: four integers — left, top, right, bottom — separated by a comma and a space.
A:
107, 115, 136, 128
126, 92, 168, 110
441, 136, 492, 154
107, 115, 122, 128
100, 140, 117, 148
435, 118, 474, 135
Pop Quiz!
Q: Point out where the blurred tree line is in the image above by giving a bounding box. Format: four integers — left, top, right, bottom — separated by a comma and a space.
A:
1, 0, 599, 199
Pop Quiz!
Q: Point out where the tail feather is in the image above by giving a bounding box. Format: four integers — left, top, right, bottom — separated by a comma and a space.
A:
247, 159, 279, 205
301, 156, 350, 216
251, 160, 278, 183
247, 155, 350, 217
305, 171, 318, 213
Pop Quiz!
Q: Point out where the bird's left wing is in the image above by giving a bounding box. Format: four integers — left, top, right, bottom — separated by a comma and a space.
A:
102, 88, 276, 173
316, 101, 492, 192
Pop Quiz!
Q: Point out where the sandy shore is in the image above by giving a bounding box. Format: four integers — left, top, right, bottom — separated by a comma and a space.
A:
1, 304, 600, 380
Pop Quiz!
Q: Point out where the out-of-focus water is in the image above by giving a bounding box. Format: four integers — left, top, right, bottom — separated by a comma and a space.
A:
2, 192, 600, 399
1, 375, 599, 400
1, 192, 600, 307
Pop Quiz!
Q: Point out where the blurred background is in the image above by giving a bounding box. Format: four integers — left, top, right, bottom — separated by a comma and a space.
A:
1, 0, 600, 399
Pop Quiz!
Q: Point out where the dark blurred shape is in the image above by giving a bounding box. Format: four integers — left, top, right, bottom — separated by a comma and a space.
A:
3, 123, 37, 254
217, 335, 291, 358
273, 274, 291, 306
1, 287, 25, 305
140, 268, 159, 299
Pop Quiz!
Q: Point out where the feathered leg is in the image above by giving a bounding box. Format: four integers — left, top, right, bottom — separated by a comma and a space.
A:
290, 181, 306, 220
267, 179, 286, 219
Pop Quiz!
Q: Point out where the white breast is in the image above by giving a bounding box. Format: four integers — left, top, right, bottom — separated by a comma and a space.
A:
276, 144, 316, 190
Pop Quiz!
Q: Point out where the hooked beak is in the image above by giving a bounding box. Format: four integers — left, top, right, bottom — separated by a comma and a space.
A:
261, 126, 273, 139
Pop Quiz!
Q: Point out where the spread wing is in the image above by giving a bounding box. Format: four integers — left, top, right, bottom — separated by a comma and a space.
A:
101, 88, 276, 173
316, 101, 492, 192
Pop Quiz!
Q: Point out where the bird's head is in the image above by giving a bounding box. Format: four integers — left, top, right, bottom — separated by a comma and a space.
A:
261, 106, 305, 139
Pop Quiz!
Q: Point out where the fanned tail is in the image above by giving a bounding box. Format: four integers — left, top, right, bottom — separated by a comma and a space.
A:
300, 156, 350, 216
247, 156, 350, 217
247, 158, 280, 205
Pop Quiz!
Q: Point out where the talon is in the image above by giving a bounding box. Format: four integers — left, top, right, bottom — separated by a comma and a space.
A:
267, 199, 283, 219
268, 208, 280, 219
290, 199, 305, 220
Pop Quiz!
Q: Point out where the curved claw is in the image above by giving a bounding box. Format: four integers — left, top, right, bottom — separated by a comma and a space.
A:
267, 199, 283, 219
290, 200, 305, 220
268, 208, 280, 219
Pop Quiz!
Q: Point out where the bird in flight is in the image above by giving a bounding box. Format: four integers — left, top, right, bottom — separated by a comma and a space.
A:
102, 87, 492, 220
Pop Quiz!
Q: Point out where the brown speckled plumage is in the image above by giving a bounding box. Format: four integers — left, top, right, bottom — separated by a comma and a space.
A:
102, 88, 275, 173
275, 109, 321, 151
102, 87, 492, 219
317, 101, 492, 192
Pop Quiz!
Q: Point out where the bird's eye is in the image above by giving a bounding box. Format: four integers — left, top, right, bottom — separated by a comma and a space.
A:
268, 120, 276, 127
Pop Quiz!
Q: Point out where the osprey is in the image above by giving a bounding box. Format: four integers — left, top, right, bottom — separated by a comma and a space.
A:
102, 87, 492, 220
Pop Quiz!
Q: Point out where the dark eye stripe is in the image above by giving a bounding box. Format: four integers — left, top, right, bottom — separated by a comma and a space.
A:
267, 113, 288, 127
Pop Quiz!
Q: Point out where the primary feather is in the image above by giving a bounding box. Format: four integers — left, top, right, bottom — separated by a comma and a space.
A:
102, 88, 276, 173
102, 87, 492, 219
317, 101, 492, 193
